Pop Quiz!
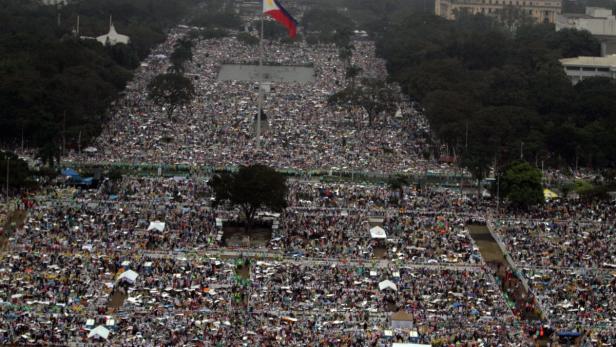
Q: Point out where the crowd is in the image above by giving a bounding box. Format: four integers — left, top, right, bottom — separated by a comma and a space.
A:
4, 21, 616, 346
64, 28, 446, 175
494, 219, 615, 269
0, 248, 525, 345
9, 178, 484, 267
520, 267, 616, 343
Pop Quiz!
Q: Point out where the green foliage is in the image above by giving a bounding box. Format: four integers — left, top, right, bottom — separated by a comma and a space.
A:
345, 65, 362, 87
262, 20, 291, 40
329, 78, 400, 126
147, 73, 194, 119
302, 8, 354, 34
0, 151, 35, 190
387, 174, 410, 195
169, 38, 194, 73
0, 0, 198, 153
208, 165, 288, 229
376, 12, 616, 170
501, 161, 544, 208
106, 167, 123, 181
190, 9, 242, 30
188, 28, 229, 40
236, 32, 259, 46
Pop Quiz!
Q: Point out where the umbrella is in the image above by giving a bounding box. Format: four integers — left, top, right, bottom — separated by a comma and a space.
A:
378, 280, 397, 291
117, 270, 139, 284
88, 326, 110, 340
147, 221, 166, 232
370, 226, 386, 239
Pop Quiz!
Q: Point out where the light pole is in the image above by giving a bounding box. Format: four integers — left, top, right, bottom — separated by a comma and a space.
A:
496, 172, 500, 215
520, 141, 524, 161
5, 157, 9, 203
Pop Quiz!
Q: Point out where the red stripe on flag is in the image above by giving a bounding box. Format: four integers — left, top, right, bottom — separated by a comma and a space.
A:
265, 10, 297, 38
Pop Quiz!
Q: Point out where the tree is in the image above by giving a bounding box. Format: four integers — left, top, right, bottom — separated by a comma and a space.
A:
36, 143, 62, 167
237, 32, 259, 46
500, 161, 544, 208
338, 46, 353, 67
0, 151, 35, 191
302, 8, 354, 34
546, 28, 601, 58
169, 38, 194, 73
209, 165, 288, 230
387, 174, 409, 201
0, 0, 199, 153
345, 65, 362, 87
147, 73, 194, 119
329, 78, 400, 126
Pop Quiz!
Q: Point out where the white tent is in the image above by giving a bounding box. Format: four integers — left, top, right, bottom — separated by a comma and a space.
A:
147, 221, 165, 232
117, 270, 139, 284
84, 147, 98, 153
378, 280, 397, 291
370, 226, 387, 239
88, 325, 110, 340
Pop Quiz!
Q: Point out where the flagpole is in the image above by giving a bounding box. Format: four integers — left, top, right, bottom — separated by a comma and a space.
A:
256, 10, 265, 150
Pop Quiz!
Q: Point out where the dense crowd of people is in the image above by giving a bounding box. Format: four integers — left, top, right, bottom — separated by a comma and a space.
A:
3, 24, 616, 346
494, 219, 615, 269
0, 250, 524, 345
65, 28, 445, 175
520, 267, 616, 344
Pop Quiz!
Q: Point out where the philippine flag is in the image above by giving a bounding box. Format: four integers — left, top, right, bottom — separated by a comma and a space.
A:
263, 0, 298, 39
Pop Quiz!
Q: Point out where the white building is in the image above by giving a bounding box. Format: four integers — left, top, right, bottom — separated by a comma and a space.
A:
559, 54, 616, 84
556, 7, 616, 56
435, 0, 562, 24
96, 19, 130, 46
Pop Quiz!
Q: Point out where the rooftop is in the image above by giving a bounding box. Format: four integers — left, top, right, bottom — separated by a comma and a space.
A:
560, 54, 616, 67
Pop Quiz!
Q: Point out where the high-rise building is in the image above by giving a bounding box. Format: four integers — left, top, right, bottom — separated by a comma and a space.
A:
435, 0, 562, 24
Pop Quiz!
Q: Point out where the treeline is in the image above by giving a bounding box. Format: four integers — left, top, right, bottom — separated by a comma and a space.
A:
376, 13, 616, 178
0, 0, 200, 160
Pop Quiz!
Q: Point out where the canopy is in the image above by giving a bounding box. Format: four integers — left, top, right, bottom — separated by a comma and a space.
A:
558, 331, 581, 337
544, 188, 558, 199
370, 226, 387, 239
61, 168, 80, 178
147, 221, 166, 232
117, 269, 139, 284
392, 344, 431, 347
88, 326, 110, 340
378, 280, 397, 291
84, 147, 98, 153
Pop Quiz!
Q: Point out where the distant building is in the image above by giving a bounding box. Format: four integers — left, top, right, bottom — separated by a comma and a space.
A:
435, 0, 562, 23
556, 7, 616, 56
559, 54, 616, 84
96, 18, 130, 46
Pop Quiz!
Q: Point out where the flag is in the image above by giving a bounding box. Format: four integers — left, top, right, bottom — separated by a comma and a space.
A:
263, 0, 298, 38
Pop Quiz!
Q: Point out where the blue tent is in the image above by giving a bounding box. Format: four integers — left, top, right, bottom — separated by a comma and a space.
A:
61, 168, 80, 178
558, 331, 581, 337
80, 177, 94, 186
